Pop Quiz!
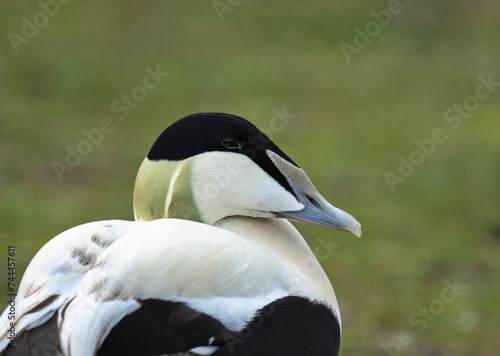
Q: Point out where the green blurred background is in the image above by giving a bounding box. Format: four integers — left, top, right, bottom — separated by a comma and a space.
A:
1, 1, 499, 354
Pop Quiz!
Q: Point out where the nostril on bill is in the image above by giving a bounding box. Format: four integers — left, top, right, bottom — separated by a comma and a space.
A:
306, 195, 321, 209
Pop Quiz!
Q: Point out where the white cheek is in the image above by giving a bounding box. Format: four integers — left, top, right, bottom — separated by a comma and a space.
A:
190, 152, 303, 224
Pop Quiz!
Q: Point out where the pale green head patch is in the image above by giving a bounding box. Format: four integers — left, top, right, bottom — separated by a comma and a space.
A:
133, 158, 201, 222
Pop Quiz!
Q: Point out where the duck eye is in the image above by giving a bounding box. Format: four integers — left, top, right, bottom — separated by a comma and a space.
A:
221, 137, 242, 150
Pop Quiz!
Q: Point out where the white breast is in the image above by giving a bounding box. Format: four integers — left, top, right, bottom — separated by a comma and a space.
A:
0, 218, 333, 354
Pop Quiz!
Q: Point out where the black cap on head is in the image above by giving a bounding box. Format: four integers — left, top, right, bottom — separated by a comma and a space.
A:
147, 113, 299, 196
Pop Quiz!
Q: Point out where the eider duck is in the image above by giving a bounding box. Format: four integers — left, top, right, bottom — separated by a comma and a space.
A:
0, 113, 361, 356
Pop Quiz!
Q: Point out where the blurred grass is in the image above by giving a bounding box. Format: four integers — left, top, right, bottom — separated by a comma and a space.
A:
1, 0, 499, 354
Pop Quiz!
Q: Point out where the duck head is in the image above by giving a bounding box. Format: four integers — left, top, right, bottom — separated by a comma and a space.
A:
133, 113, 361, 237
